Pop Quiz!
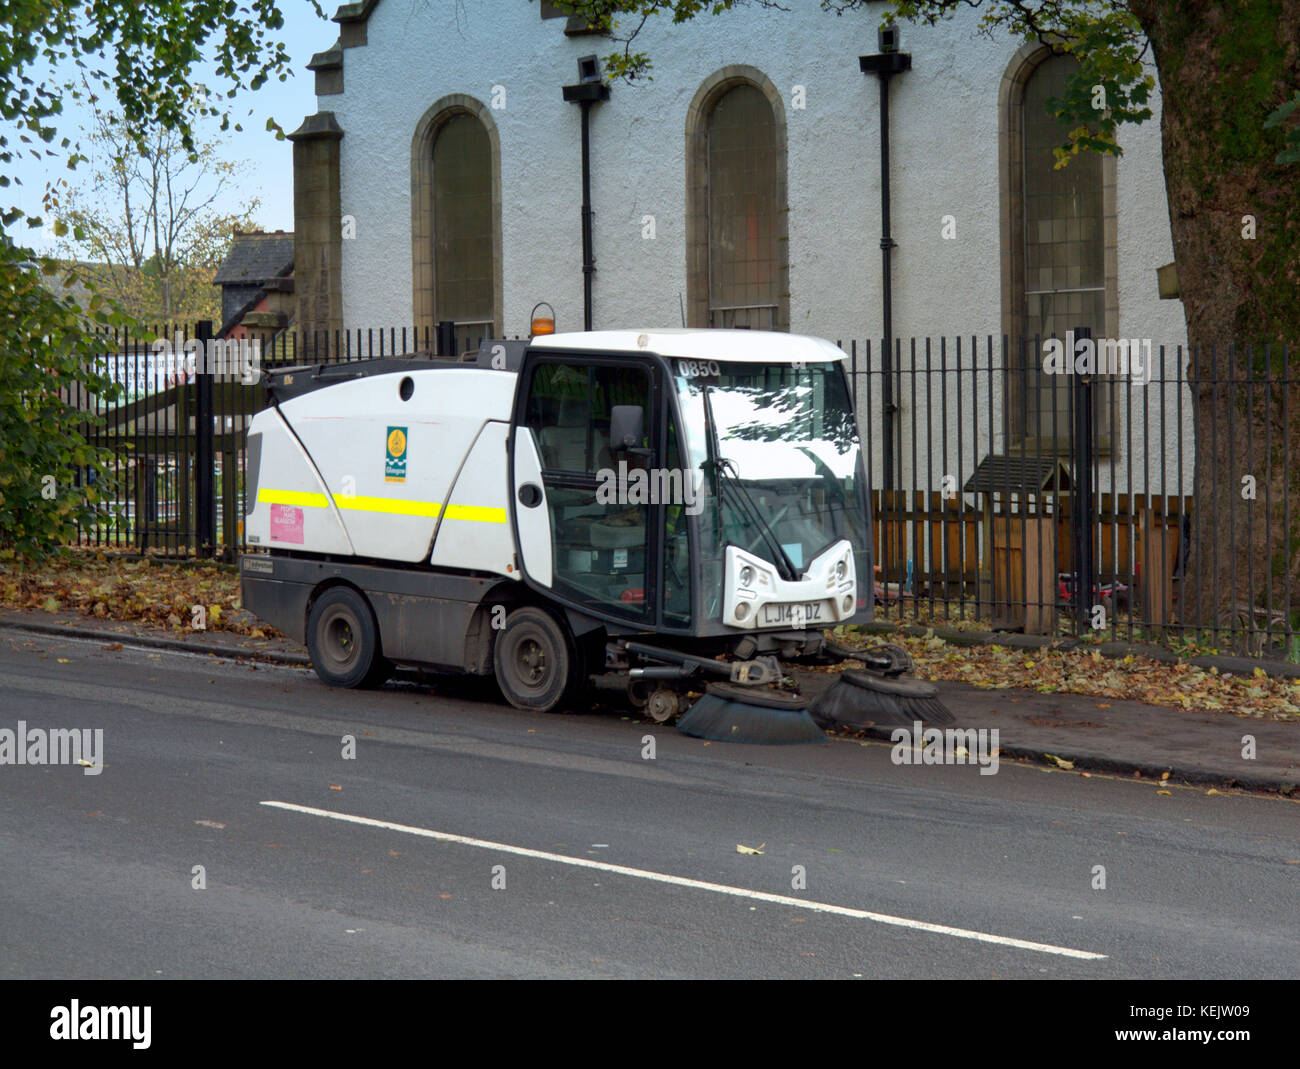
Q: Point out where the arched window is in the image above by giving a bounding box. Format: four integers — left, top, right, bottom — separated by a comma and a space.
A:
1000, 49, 1116, 445
411, 97, 502, 354
686, 68, 788, 331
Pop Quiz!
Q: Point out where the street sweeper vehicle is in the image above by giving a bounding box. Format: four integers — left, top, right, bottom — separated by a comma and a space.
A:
239, 328, 953, 742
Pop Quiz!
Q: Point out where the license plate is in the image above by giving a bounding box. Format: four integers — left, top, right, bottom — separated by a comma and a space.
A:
760, 602, 822, 626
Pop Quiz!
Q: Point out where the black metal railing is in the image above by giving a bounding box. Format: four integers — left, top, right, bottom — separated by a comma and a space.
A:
72, 323, 454, 560
843, 335, 1297, 662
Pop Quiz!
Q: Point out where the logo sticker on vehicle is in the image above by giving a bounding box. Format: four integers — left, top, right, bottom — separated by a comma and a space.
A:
385, 426, 408, 483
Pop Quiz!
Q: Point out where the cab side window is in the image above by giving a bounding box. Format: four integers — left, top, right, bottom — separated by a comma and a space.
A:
524, 361, 652, 619
526, 363, 592, 471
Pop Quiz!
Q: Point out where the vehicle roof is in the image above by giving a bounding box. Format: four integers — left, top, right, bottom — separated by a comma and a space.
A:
530, 329, 846, 364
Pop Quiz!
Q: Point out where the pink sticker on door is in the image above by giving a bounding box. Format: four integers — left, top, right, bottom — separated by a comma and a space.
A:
269, 503, 304, 544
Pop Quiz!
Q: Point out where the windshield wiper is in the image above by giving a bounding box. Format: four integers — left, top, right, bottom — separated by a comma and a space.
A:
701, 386, 800, 582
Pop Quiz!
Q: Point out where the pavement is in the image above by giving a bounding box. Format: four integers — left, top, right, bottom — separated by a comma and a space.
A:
1, 606, 1296, 796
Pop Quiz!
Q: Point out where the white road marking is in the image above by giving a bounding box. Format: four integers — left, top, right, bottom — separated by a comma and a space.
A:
261, 800, 1106, 961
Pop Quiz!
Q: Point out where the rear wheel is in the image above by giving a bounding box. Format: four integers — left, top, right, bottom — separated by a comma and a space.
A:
307, 586, 390, 689
493, 606, 578, 712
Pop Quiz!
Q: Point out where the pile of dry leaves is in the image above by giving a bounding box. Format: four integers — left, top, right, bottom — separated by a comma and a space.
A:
0, 552, 271, 636
867, 630, 1300, 722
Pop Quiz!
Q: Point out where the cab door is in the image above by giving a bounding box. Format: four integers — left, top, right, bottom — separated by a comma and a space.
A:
510, 352, 663, 625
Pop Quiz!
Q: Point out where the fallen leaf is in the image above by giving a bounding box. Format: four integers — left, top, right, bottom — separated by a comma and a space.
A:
1157, 789, 1172, 796
329, 784, 342, 791
1044, 753, 1075, 770
56, 657, 69, 663
1161, 771, 1171, 781
1205, 788, 1222, 796
736, 843, 766, 855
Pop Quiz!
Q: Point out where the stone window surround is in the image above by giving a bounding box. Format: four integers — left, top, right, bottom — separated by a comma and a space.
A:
410, 94, 504, 344
999, 42, 1118, 453
684, 65, 790, 332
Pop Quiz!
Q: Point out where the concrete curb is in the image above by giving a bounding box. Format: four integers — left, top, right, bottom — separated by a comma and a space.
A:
0, 617, 312, 667
836, 724, 1297, 796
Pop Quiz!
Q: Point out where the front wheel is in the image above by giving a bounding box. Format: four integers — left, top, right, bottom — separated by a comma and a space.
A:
493, 606, 578, 712
307, 586, 390, 689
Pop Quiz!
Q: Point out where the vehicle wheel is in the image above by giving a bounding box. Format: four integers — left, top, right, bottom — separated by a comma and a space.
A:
493, 606, 577, 712
307, 586, 389, 689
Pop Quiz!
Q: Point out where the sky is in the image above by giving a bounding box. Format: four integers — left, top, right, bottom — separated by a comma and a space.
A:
4, 1, 341, 255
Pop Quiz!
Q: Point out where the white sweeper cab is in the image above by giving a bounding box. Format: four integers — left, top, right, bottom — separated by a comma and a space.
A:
239, 328, 953, 739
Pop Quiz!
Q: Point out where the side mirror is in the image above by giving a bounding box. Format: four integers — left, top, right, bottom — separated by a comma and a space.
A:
609, 405, 645, 450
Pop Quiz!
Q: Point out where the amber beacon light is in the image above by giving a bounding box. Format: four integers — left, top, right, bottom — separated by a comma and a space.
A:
530, 302, 556, 336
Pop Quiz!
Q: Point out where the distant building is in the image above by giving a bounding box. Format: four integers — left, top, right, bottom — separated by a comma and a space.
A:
290, 2, 1184, 347
213, 230, 294, 339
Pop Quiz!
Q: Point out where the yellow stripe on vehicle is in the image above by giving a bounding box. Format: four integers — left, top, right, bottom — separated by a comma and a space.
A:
257, 488, 504, 523
257, 488, 330, 508
335, 494, 442, 518
442, 504, 508, 524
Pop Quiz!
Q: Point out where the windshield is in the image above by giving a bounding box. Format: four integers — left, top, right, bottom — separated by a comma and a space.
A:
674, 359, 869, 615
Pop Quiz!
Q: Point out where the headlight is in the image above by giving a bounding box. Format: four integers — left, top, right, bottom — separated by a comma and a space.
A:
739, 565, 755, 588
835, 560, 847, 581
735, 602, 750, 621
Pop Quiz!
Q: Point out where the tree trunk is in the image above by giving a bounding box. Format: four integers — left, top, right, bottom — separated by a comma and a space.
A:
1132, 0, 1300, 649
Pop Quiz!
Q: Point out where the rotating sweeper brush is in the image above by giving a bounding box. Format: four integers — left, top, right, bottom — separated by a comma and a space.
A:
626, 636, 955, 744
809, 640, 956, 730
677, 683, 825, 745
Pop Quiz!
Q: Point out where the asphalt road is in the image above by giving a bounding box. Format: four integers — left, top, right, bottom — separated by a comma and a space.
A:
0, 631, 1296, 979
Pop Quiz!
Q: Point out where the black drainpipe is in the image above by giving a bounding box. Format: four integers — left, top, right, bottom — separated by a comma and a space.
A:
860, 27, 911, 492
563, 56, 611, 331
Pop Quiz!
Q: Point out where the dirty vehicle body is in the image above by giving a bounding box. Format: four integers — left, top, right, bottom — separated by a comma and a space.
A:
240, 329, 879, 718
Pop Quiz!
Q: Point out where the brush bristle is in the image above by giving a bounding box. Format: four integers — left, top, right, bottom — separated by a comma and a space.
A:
811, 677, 957, 729
677, 693, 826, 745
908, 696, 957, 727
